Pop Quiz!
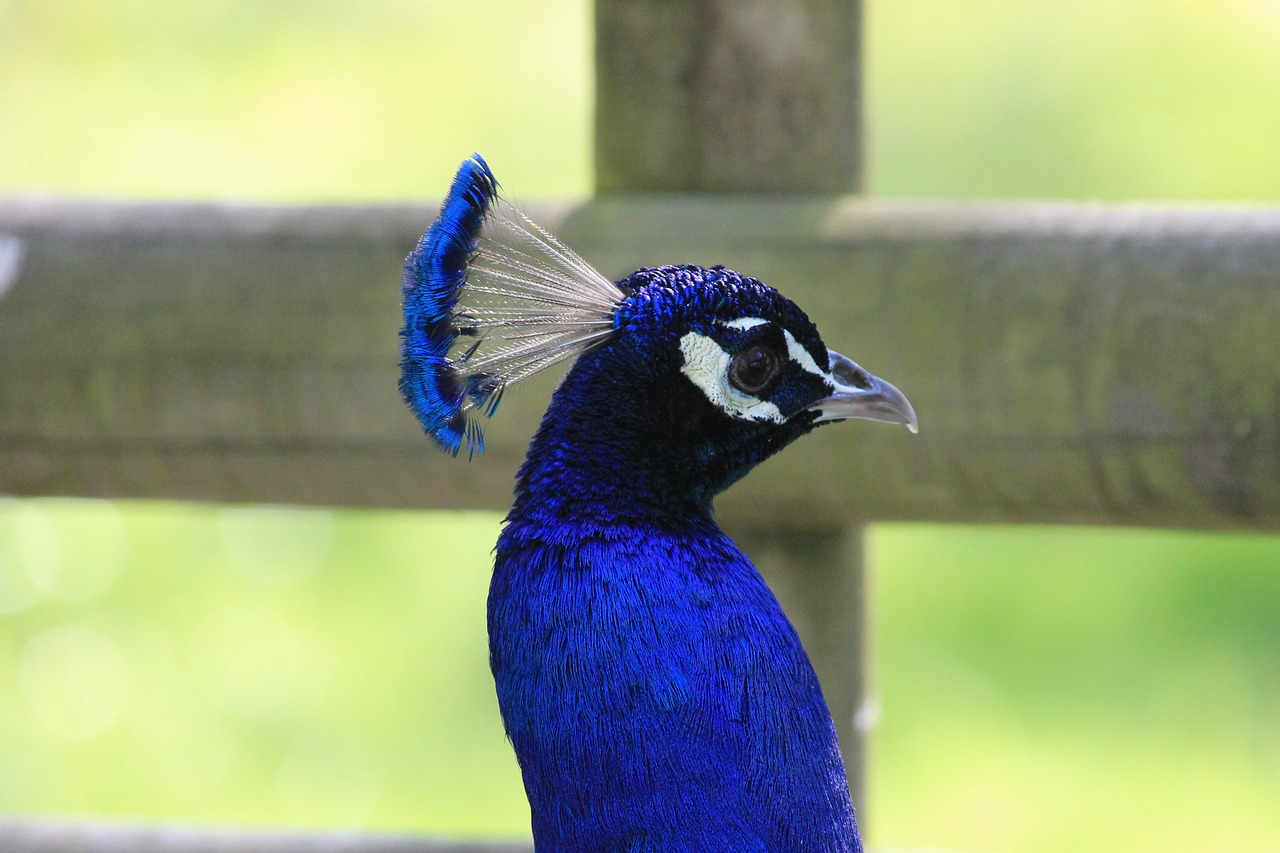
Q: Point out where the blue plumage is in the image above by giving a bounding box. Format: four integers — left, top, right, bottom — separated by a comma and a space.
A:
402, 158, 917, 851
400, 155, 502, 455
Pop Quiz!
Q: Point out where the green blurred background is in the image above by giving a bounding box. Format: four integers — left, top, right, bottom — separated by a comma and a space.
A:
2, 1, 1279, 851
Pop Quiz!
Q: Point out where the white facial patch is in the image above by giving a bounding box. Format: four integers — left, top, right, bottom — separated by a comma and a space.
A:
678, 331, 785, 423
782, 329, 832, 383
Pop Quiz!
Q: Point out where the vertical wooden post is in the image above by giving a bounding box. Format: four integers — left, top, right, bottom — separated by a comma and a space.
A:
595, 0, 863, 194
595, 0, 870, 816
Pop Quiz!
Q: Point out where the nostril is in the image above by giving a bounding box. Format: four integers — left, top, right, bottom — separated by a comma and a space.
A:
834, 360, 873, 390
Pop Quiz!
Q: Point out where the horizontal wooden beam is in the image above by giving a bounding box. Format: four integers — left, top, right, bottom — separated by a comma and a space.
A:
0, 820, 528, 853
2, 198, 1279, 530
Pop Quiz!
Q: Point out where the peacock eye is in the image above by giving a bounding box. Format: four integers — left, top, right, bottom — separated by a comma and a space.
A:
727, 344, 780, 395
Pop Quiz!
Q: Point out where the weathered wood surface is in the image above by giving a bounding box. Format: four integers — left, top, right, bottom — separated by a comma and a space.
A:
3, 198, 1279, 531
596, 0, 862, 194
0, 821, 529, 853
575, 200, 1280, 533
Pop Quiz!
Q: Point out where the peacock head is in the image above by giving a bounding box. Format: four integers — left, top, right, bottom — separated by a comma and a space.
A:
400, 156, 916, 476
616, 262, 913, 431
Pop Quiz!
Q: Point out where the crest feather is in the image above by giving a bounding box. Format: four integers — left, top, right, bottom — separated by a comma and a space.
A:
400, 155, 624, 456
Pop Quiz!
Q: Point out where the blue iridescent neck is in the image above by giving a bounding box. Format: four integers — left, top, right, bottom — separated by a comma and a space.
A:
510, 337, 719, 530
506, 268, 822, 532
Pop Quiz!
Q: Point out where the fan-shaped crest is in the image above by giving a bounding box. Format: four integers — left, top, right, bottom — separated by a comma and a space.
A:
400, 155, 624, 456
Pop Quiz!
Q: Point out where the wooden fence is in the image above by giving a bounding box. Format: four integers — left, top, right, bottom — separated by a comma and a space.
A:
2, 0, 1278, 849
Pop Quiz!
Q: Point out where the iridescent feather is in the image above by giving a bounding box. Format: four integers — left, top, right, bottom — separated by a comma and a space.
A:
400, 155, 624, 456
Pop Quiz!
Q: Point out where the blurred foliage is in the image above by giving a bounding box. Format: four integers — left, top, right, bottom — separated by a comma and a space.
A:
3, 0, 1280, 851
867, 0, 1280, 201
870, 525, 1280, 852
0, 0, 592, 200
0, 502, 527, 835
5, 0, 1280, 201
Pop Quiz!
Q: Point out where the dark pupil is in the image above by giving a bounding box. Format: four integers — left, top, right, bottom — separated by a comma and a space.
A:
729, 345, 778, 394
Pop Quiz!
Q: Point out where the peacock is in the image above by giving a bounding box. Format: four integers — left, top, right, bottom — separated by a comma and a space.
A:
400, 156, 916, 852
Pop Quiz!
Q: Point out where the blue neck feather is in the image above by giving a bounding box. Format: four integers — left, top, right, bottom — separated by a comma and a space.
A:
489, 274, 862, 851
403, 157, 870, 851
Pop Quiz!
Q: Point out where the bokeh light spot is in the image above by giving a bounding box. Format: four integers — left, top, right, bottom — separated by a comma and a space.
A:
23, 499, 129, 603
0, 500, 45, 614
18, 624, 130, 742
217, 505, 334, 587
193, 604, 333, 724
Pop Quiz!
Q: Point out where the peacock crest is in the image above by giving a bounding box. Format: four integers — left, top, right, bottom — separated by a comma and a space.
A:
400, 155, 624, 456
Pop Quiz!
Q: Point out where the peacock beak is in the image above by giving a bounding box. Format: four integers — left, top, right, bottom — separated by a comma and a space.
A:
807, 349, 918, 433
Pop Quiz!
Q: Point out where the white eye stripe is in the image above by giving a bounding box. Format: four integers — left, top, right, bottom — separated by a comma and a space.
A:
722, 318, 829, 379
679, 325, 836, 422
722, 317, 770, 331
678, 332, 785, 423
782, 330, 831, 382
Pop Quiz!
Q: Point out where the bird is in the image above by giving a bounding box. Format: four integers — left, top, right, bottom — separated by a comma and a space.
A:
400, 155, 916, 852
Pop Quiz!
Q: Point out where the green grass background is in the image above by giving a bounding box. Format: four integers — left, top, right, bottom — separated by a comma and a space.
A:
3, 1, 1280, 850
